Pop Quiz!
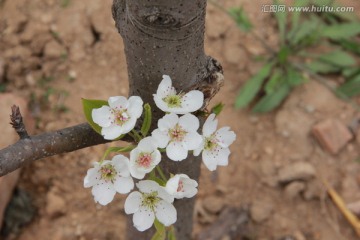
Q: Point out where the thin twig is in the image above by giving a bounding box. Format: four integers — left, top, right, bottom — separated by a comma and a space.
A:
10, 105, 29, 139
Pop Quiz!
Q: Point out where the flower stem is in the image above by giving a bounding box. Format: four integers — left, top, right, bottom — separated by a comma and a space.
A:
156, 166, 167, 182
131, 130, 142, 142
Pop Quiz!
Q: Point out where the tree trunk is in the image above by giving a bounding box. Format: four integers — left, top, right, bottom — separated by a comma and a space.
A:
112, 0, 219, 239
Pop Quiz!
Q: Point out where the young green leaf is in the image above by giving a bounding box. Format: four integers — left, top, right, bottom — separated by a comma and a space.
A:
290, 0, 310, 30
273, 0, 287, 45
228, 7, 253, 32
141, 103, 152, 137
235, 62, 273, 109
336, 74, 360, 98
338, 39, 360, 56
318, 50, 356, 68
82, 98, 108, 134
264, 69, 282, 94
211, 102, 224, 116
289, 19, 320, 45
306, 60, 340, 74
342, 67, 360, 78
286, 67, 304, 86
252, 84, 290, 113
321, 22, 360, 40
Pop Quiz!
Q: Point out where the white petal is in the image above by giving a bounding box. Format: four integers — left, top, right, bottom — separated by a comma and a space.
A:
193, 140, 204, 156
182, 132, 203, 151
181, 90, 204, 112
156, 75, 176, 97
92, 106, 113, 128
158, 113, 178, 130
112, 155, 130, 177
155, 200, 177, 226
108, 96, 128, 109
121, 117, 137, 134
178, 113, 199, 132
202, 147, 230, 171
165, 175, 181, 195
215, 127, 236, 148
166, 142, 188, 161
158, 186, 174, 203
133, 206, 155, 232
151, 150, 162, 167
151, 129, 170, 148
84, 168, 100, 188
138, 136, 157, 152
114, 176, 134, 194
153, 94, 170, 113
125, 191, 142, 214
101, 125, 124, 140
137, 180, 160, 193
128, 96, 143, 118
129, 165, 147, 179
203, 113, 218, 136
92, 181, 116, 205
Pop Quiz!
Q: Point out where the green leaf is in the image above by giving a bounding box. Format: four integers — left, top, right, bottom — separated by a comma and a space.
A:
273, 0, 287, 45
321, 22, 360, 40
290, 19, 319, 45
338, 39, 360, 56
291, 0, 310, 30
235, 62, 274, 109
82, 98, 108, 134
141, 103, 152, 137
264, 69, 282, 94
342, 67, 360, 78
318, 50, 356, 68
286, 67, 304, 87
277, 46, 290, 65
306, 60, 340, 74
228, 7, 253, 32
336, 74, 360, 98
211, 102, 224, 116
252, 84, 290, 113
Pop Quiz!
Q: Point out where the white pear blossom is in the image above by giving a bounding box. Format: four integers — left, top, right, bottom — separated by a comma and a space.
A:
165, 174, 198, 199
153, 75, 204, 114
194, 113, 236, 171
152, 113, 202, 161
92, 96, 143, 140
84, 155, 134, 205
129, 137, 161, 179
124, 180, 176, 232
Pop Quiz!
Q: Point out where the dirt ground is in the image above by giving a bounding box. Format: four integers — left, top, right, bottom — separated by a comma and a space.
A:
1, 0, 360, 239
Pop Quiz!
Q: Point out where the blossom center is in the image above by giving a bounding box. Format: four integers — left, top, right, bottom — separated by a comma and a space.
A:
100, 164, 117, 182
164, 95, 182, 108
169, 124, 187, 142
177, 180, 184, 192
141, 191, 160, 211
112, 109, 130, 126
136, 153, 152, 168
204, 136, 218, 151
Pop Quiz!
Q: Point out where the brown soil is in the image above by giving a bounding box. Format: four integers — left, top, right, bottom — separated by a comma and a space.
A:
1, 0, 360, 239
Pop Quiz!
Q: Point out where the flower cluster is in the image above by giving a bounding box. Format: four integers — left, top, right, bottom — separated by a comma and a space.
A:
83, 75, 236, 234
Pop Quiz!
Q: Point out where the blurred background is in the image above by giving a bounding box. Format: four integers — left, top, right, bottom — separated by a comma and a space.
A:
0, 0, 360, 239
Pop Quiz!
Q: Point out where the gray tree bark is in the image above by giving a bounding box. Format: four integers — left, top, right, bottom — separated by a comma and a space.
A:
112, 0, 222, 239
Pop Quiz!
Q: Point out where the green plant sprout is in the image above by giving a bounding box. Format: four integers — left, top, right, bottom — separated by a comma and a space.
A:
212, 0, 360, 112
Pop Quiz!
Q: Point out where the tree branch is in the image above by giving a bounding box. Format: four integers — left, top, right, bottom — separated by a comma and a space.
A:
0, 122, 133, 177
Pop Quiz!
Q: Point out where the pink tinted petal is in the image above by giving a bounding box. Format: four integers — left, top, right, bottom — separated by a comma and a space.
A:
203, 113, 218, 136
114, 176, 134, 194
124, 191, 142, 214
166, 142, 188, 161
128, 96, 143, 118
165, 175, 181, 195
92, 106, 113, 127
92, 181, 116, 205
178, 113, 199, 132
155, 200, 177, 226
133, 206, 155, 231
108, 96, 128, 109
181, 90, 204, 112
215, 127, 236, 148
101, 125, 124, 140
182, 132, 203, 151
